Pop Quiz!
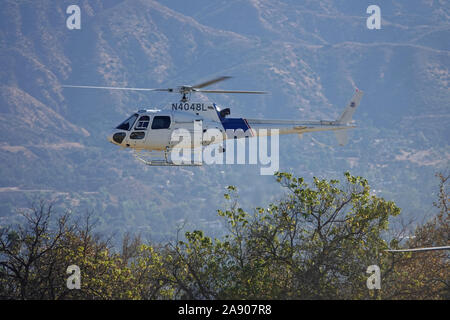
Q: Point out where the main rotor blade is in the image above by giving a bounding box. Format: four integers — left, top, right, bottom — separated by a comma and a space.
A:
61, 85, 173, 92
192, 76, 231, 89
196, 89, 267, 94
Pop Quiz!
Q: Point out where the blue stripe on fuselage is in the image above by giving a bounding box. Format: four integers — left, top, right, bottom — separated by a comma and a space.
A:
214, 104, 251, 132
220, 118, 250, 131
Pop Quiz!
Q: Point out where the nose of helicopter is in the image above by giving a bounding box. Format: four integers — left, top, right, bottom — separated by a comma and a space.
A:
108, 130, 126, 145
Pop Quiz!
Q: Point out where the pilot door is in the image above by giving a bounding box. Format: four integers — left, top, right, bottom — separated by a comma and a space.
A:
129, 115, 150, 149
147, 115, 172, 150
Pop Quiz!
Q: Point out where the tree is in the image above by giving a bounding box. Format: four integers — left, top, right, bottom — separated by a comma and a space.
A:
0, 202, 140, 299
382, 173, 449, 299
165, 172, 400, 299
1, 172, 446, 300
0, 200, 72, 299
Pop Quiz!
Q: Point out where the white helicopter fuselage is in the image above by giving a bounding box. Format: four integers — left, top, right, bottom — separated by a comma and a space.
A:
108, 102, 226, 151
108, 90, 363, 153
63, 76, 363, 166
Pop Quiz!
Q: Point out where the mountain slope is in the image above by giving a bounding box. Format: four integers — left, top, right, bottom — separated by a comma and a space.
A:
0, 0, 448, 242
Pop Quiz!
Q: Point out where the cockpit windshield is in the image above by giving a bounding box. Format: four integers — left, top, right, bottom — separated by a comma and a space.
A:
116, 113, 138, 131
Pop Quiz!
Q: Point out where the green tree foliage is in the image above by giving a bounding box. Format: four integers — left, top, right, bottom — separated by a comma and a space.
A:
381, 173, 449, 299
0, 172, 447, 300
0, 202, 147, 299
167, 172, 400, 299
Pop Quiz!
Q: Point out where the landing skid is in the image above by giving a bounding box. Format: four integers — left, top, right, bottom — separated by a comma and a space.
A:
133, 149, 203, 166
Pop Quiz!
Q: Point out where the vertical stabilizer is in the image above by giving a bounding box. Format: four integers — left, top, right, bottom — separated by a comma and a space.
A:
337, 89, 364, 124
334, 130, 348, 146
334, 89, 363, 146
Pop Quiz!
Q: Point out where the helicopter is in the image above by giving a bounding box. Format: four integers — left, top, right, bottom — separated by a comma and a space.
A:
63, 76, 363, 166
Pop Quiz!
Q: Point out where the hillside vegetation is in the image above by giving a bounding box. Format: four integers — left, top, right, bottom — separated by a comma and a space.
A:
0, 0, 449, 242
1, 172, 448, 299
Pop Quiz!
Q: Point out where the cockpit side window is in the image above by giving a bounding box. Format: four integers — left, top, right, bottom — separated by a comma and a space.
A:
116, 114, 138, 131
135, 115, 150, 130
151, 116, 171, 129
